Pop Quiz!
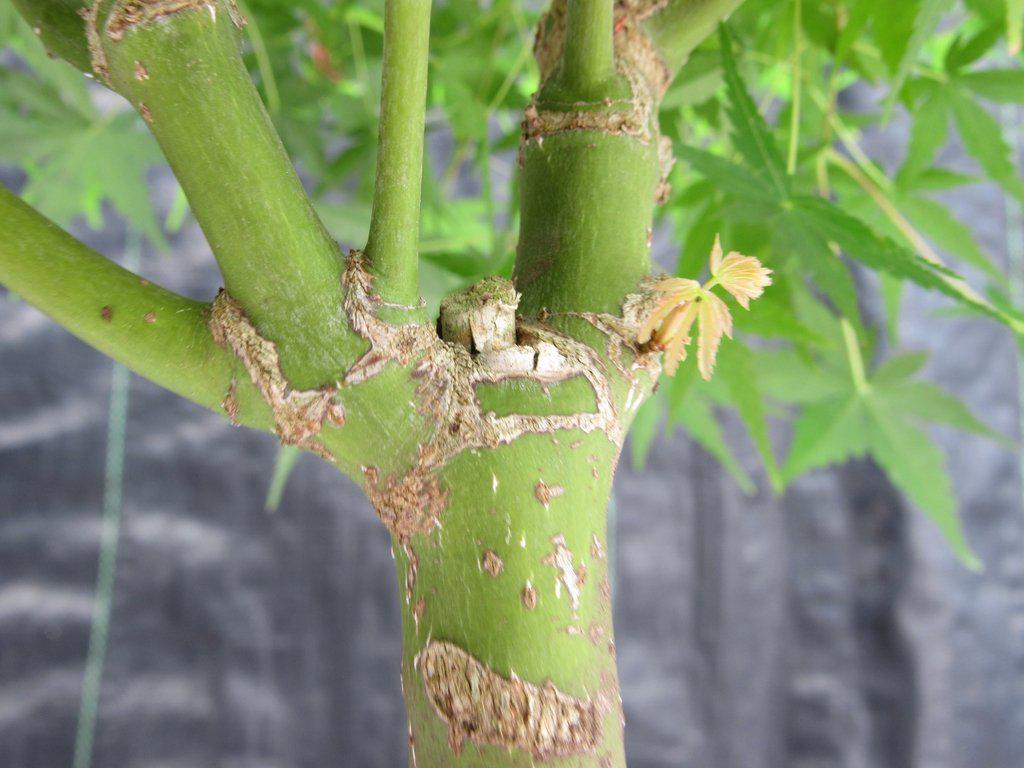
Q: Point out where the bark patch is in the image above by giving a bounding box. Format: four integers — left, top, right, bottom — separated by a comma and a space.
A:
106, 0, 245, 42
481, 549, 504, 577
535, 479, 565, 509
342, 252, 630, 535
543, 534, 582, 616
363, 459, 446, 542
209, 290, 345, 459
415, 640, 604, 759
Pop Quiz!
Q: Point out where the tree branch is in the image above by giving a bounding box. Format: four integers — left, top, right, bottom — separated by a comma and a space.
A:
94, 0, 362, 390
7, 1, 440, 480
0, 184, 273, 431
363, 0, 432, 306
554, 0, 618, 100
643, 0, 747, 74
515, 1, 660, 316
10, 0, 92, 74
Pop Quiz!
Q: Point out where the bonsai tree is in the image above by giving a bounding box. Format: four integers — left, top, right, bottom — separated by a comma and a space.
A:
2, 0, 1021, 765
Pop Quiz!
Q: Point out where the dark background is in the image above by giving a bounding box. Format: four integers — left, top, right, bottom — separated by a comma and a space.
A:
2, 103, 1024, 767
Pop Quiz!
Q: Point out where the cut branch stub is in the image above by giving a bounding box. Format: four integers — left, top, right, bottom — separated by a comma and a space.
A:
343, 253, 646, 541
439, 276, 520, 354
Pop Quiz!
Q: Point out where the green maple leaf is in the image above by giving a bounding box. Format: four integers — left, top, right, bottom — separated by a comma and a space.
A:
0, 23, 166, 247
775, 338, 1002, 568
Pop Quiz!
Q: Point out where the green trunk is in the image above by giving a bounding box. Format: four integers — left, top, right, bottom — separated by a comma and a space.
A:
396, 434, 624, 767
3, 2, 751, 766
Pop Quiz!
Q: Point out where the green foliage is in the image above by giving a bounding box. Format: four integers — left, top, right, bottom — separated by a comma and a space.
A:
0, 11, 166, 245
2, 0, 1020, 565
657, 0, 1019, 565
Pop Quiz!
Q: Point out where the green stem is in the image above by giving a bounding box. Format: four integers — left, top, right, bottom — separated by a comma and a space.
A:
786, 0, 802, 175
516, 131, 660, 315
364, 0, 432, 306
0, 184, 273, 429
398, 434, 624, 767
10, 0, 92, 73
101, 0, 360, 389
560, 0, 617, 99
841, 317, 869, 393
235, 0, 281, 115
642, 0, 747, 74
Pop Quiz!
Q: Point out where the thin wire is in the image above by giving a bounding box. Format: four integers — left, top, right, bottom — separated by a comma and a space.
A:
72, 233, 138, 768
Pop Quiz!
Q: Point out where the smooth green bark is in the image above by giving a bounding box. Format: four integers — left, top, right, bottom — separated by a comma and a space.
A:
0, 185, 272, 429
9, 0, 91, 73
516, 132, 660, 316
398, 433, 625, 767
101, 1, 362, 390
644, 0, 748, 72
364, 0, 432, 306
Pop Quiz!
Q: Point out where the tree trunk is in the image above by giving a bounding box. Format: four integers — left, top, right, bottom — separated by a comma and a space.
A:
397, 437, 624, 767
1, 2, 748, 766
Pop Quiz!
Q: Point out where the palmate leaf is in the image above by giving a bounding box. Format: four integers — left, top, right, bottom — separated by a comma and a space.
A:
771, 329, 999, 568
944, 21, 1003, 72
949, 88, 1024, 202
871, 351, 929, 384
782, 395, 868, 480
960, 69, 1024, 102
872, 0, 925, 77
895, 194, 1002, 279
685, 37, 1017, 336
0, 109, 167, 248
716, 342, 781, 491
629, 391, 664, 471
0, 33, 166, 247
873, 380, 1009, 444
671, 389, 756, 494
772, 207, 862, 322
865, 398, 981, 570
877, 0, 956, 114
666, 363, 756, 493
789, 195, 1024, 333
630, 366, 758, 493
897, 84, 949, 184
675, 145, 779, 202
859, 158, 1003, 280
718, 25, 789, 199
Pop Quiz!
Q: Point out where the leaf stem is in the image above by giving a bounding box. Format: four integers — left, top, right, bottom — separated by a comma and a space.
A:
841, 318, 869, 393
786, 0, 802, 175
825, 149, 942, 265
559, 0, 617, 99
642, 0, 747, 74
364, 0, 432, 305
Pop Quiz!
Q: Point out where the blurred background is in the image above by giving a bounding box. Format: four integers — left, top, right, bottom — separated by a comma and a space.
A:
3, 1, 1024, 767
